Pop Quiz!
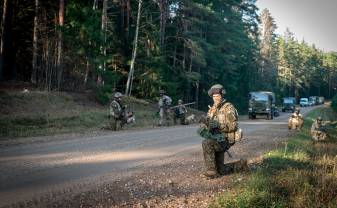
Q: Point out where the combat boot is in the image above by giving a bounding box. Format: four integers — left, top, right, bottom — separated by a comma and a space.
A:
200, 170, 220, 179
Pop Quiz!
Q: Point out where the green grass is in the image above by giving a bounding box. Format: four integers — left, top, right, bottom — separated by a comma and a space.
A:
210, 107, 337, 208
0, 91, 205, 138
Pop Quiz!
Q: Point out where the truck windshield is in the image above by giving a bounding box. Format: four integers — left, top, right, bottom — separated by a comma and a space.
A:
300, 98, 308, 102
284, 99, 294, 104
250, 93, 268, 101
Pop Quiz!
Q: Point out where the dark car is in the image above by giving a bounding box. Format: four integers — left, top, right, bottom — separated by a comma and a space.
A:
282, 97, 296, 112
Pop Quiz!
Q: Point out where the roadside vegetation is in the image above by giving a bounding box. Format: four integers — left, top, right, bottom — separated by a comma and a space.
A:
0, 90, 204, 138
211, 107, 337, 208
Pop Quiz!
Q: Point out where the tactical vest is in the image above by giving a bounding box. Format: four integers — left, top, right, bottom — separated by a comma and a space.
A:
208, 101, 240, 144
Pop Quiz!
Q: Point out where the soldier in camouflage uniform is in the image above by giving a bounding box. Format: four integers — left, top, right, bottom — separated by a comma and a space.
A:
311, 117, 327, 142
158, 90, 172, 126
109, 92, 127, 131
173, 99, 188, 125
197, 84, 242, 179
288, 108, 304, 130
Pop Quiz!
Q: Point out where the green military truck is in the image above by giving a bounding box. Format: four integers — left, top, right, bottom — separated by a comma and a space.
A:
248, 91, 276, 120
282, 97, 296, 112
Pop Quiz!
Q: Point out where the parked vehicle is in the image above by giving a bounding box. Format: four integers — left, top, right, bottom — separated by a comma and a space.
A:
318, 96, 325, 104
282, 97, 296, 112
300, 98, 309, 107
248, 91, 276, 120
309, 96, 318, 106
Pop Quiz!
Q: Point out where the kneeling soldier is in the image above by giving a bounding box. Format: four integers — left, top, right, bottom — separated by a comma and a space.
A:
311, 117, 327, 142
197, 84, 242, 179
109, 92, 133, 131
288, 108, 304, 130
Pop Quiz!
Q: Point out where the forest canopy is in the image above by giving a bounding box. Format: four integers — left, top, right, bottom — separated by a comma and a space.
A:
1, 0, 337, 111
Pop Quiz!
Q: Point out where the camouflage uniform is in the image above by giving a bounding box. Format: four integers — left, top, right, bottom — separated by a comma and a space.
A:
109, 92, 127, 131
288, 110, 303, 130
173, 100, 188, 125
311, 117, 327, 141
198, 84, 240, 178
158, 91, 172, 126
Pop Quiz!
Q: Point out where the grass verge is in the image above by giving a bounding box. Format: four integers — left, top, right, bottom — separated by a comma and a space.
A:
210, 107, 337, 208
0, 91, 205, 138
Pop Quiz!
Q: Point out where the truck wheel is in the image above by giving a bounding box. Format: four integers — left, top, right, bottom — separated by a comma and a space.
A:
267, 113, 271, 120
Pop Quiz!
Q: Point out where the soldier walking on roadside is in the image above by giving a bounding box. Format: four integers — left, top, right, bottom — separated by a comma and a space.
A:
158, 90, 172, 126
197, 84, 243, 179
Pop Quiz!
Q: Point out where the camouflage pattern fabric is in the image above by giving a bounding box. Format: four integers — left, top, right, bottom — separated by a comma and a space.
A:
109, 100, 126, 131
173, 104, 188, 125
158, 95, 172, 126
198, 99, 239, 176
311, 120, 327, 141
288, 113, 304, 130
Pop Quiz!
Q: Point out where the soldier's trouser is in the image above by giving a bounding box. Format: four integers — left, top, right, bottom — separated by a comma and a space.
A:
202, 139, 227, 174
159, 108, 170, 126
110, 118, 123, 131
312, 131, 327, 141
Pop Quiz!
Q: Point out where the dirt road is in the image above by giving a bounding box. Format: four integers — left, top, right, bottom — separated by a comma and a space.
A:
0, 107, 315, 208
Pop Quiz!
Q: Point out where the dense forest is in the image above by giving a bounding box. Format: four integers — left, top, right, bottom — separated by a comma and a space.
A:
1, 0, 337, 111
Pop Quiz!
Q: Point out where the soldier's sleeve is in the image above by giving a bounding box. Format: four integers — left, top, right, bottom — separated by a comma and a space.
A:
109, 102, 115, 115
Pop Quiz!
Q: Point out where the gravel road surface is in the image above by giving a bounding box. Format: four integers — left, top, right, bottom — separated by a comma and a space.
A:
0, 106, 316, 208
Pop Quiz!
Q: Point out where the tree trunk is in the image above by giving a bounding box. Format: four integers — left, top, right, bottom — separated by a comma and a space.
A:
125, 0, 142, 96
0, 0, 8, 81
158, 0, 168, 49
57, 0, 64, 90
1, 0, 13, 81
84, 58, 90, 86
101, 0, 107, 71
31, 0, 39, 84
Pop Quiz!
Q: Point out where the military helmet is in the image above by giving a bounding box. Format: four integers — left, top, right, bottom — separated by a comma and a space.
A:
178, 99, 183, 104
114, 92, 123, 98
295, 108, 300, 113
208, 84, 226, 97
317, 116, 323, 121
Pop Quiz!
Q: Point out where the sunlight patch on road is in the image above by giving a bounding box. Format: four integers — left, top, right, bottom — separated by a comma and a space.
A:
54, 150, 172, 165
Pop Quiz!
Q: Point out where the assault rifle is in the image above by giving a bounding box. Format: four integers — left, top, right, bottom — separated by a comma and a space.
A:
170, 102, 196, 109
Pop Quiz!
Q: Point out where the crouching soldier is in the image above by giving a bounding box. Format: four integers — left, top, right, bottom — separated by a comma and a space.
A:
197, 84, 243, 179
311, 117, 327, 142
109, 92, 135, 131
173, 99, 188, 125
288, 108, 304, 130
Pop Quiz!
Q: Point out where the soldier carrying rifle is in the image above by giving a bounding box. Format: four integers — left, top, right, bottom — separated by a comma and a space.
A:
197, 84, 243, 179
172, 100, 196, 125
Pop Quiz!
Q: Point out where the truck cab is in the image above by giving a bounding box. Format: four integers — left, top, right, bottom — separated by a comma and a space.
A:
248, 91, 275, 120
282, 97, 296, 112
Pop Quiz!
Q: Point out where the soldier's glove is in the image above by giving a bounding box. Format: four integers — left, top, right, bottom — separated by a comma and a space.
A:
208, 120, 219, 130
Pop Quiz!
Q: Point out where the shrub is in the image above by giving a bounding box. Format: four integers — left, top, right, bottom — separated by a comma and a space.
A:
95, 85, 113, 105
